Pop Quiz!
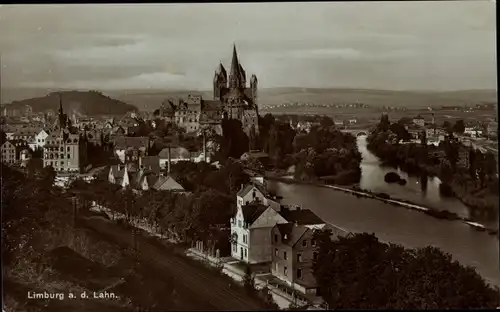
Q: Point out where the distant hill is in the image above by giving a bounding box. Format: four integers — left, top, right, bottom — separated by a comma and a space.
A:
1, 87, 496, 112
1, 90, 138, 116
107, 88, 497, 111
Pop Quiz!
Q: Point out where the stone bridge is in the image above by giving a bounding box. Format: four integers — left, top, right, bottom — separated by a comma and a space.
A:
341, 129, 369, 136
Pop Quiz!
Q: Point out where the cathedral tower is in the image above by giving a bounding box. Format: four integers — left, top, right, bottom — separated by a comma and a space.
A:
228, 44, 244, 89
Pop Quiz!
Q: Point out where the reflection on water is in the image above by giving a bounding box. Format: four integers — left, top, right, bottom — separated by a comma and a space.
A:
357, 135, 470, 218
266, 181, 500, 287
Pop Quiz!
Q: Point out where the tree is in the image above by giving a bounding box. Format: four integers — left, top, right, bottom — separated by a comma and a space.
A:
442, 121, 453, 134
377, 114, 390, 133
243, 264, 255, 293
319, 116, 334, 128
452, 120, 465, 134
313, 231, 499, 309
390, 123, 411, 142
443, 135, 460, 170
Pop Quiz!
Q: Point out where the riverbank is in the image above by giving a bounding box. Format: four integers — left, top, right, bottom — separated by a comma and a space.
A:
264, 175, 499, 237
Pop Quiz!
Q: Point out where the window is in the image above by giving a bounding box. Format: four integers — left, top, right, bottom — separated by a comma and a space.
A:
297, 253, 302, 262
67, 154, 70, 159
297, 269, 302, 279
302, 240, 308, 247
60, 161, 64, 166
284, 266, 288, 276
243, 235, 247, 244
60, 147, 63, 152
244, 248, 247, 258
274, 248, 278, 257
313, 252, 318, 261
238, 220, 241, 227
233, 243, 237, 252
274, 234, 278, 243
67, 146, 70, 151
311, 239, 317, 247
283, 251, 287, 260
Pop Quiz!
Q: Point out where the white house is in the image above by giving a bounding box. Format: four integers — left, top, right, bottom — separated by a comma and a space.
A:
34, 129, 50, 150
464, 127, 483, 138
413, 116, 425, 127
230, 183, 321, 264
108, 164, 130, 188
230, 202, 288, 263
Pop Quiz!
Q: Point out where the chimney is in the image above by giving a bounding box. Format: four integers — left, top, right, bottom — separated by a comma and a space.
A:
167, 144, 171, 174
240, 184, 244, 191
203, 130, 207, 163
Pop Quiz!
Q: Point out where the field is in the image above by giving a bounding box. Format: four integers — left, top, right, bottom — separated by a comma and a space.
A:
2, 87, 496, 112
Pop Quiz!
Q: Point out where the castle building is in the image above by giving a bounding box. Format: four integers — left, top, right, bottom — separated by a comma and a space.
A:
43, 98, 88, 173
158, 44, 259, 136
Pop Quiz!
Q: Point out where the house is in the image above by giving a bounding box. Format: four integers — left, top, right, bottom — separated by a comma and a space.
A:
270, 222, 348, 295
412, 116, 425, 127
108, 164, 131, 188
230, 183, 323, 265
158, 146, 191, 169
130, 168, 184, 192
487, 121, 498, 138
1, 141, 17, 164
240, 150, 269, 167
11, 127, 41, 142
112, 136, 150, 163
43, 131, 87, 173
34, 129, 50, 150
230, 202, 289, 263
138, 155, 161, 173
151, 175, 185, 191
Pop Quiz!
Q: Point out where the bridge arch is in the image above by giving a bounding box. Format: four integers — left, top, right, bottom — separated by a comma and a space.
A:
356, 131, 367, 136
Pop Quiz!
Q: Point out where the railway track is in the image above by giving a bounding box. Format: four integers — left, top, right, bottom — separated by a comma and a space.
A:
81, 217, 264, 311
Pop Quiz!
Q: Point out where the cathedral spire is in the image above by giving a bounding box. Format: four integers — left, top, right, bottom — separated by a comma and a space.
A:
229, 44, 242, 89
58, 92, 63, 115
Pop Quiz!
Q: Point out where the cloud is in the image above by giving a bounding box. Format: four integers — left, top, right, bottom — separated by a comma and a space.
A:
0, 2, 496, 91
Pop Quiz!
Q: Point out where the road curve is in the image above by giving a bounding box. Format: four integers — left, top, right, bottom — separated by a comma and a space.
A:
80, 217, 265, 311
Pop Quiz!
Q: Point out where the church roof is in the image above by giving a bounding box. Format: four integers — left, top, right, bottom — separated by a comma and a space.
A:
216, 63, 227, 78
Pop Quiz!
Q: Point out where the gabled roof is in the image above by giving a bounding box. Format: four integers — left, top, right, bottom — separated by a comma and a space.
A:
153, 175, 184, 191
158, 147, 190, 159
241, 202, 269, 225
201, 100, 223, 111
110, 164, 127, 179
140, 156, 160, 173
237, 182, 271, 199
280, 209, 324, 226
113, 136, 149, 150
276, 223, 309, 247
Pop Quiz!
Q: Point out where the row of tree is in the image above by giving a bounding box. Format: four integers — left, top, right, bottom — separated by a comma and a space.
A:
313, 231, 499, 309
70, 159, 250, 251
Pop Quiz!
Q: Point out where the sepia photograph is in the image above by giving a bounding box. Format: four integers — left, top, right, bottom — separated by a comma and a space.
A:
1, 2, 499, 311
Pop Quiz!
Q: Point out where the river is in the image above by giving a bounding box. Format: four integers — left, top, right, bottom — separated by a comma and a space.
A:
266, 135, 500, 286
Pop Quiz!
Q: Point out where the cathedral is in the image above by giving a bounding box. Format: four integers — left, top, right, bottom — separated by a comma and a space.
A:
213, 44, 259, 136
159, 45, 259, 137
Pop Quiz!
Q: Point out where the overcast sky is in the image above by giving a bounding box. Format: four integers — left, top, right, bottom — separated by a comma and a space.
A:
0, 2, 497, 91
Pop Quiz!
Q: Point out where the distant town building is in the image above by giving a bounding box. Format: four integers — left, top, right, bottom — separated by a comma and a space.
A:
412, 115, 425, 127
43, 101, 88, 173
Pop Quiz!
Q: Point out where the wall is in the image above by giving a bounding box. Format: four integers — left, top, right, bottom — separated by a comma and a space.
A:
291, 230, 318, 289
230, 207, 250, 262
271, 227, 294, 287
248, 207, 286, 263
